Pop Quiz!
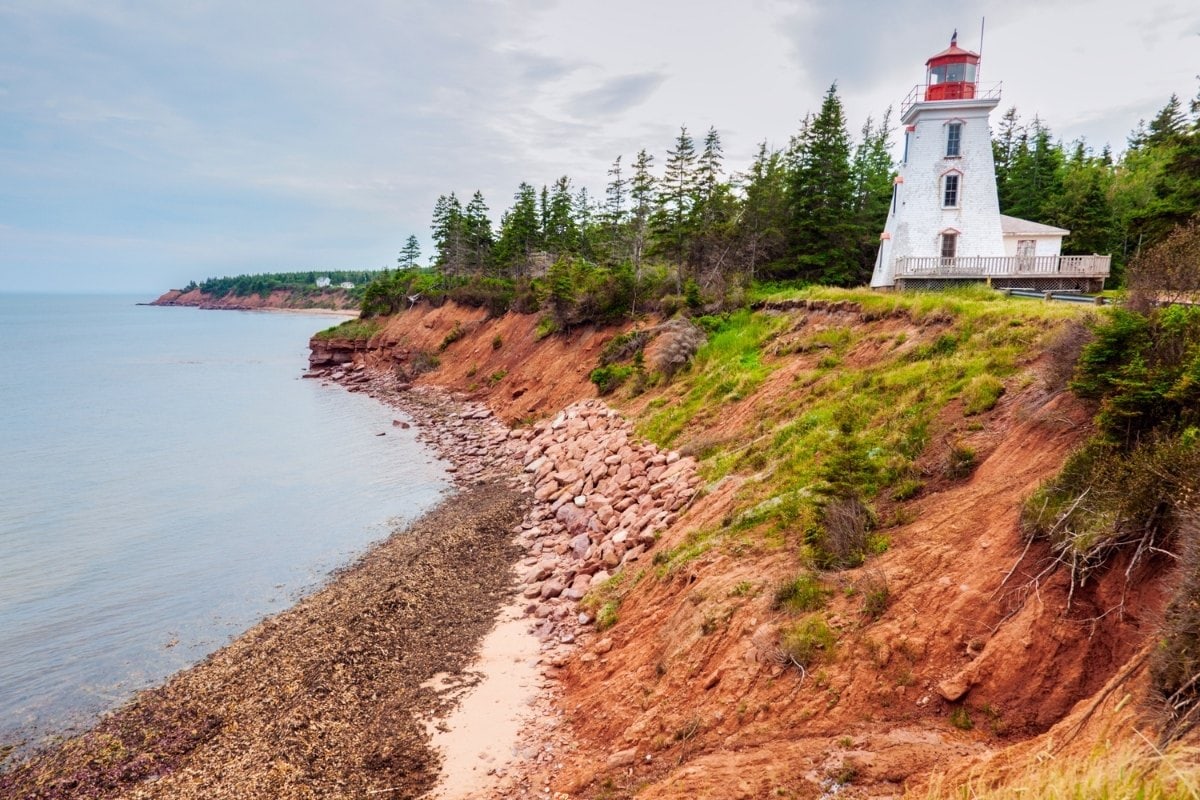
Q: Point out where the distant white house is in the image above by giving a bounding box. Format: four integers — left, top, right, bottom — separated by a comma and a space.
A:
315, 276, 332, 288
339, 281, 355, 289
1000, 214, 1069, 259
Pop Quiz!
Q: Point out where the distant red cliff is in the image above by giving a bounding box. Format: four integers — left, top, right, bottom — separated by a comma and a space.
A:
149, 287, 359, 312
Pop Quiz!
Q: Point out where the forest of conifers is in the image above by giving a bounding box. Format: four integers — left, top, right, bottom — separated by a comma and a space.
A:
361, 82, 1200, 323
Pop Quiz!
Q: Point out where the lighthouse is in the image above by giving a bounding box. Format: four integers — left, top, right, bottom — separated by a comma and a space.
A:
870, 33, 1109, 291
871, 32, 1004, 288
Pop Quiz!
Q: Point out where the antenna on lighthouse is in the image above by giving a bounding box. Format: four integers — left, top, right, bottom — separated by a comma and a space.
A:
977, 17, 986, 81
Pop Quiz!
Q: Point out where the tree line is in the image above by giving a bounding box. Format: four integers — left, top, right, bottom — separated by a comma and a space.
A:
363, 81, 1200, 322
189, 270, 380, 299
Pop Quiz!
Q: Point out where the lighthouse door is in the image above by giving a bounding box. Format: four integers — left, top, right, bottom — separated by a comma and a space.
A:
1016, 239, 1036, 271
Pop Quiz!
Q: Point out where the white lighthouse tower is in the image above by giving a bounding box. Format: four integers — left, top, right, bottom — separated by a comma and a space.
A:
871, 33, 1110, 291
872, 32, 1006, 288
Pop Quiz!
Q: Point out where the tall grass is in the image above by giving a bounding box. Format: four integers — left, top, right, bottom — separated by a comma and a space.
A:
919, 738, 1200, 800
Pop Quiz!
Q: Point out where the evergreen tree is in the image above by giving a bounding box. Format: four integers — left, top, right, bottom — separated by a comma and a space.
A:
544, 176, 578, 256
1147, 94, 1187, 146
787, 84, 858, 285
493, 182, 541, 276
740, 141, 790, 279
605, 155, 627, 232
430, 192, 465, 274
851, 109, 895, 279
655, 125, 698, 277
574, 186, 597, 260
992, 107, 1022, 193
1002, 117, 1064, 222
1050, 146, 1117, 257
629, 149, 656, 299
399, 235, 421, 268
463, 191, 494, 273
695, 127, 724, 209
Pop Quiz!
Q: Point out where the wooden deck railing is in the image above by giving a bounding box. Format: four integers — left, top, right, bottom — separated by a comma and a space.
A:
894, 254, 1111, 279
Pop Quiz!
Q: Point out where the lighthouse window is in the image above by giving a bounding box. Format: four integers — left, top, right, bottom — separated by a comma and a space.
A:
946, 123, 962, 157
943, 173, 960, 207
941, 233, 958, 260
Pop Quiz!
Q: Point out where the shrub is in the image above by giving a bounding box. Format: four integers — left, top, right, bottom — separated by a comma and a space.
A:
950, 706, 974, 731
596, 601, 619, 631
858, 570, 890, 621
590, 364, 634, 395
811, 495, 875, 570
492, 334, 503, 350
448, 276, 514, 316
534, 316, 559, 339
649, 318, 707, 378
773, 572, 830, 613
599, 330, 650, 366
891, 478, 924, 501
961, 374, 1005, 415
945, 442, 977, 479
439, 321, 465, 351
488, 369, 507, 385
408, 350, 440, 376
779, 615, 837, 668
313, 318, 381, 341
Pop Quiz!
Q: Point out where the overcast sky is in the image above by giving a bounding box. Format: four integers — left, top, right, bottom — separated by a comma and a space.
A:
2, 0, 1197, 293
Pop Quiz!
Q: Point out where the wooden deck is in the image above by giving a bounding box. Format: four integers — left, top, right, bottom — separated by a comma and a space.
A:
893, 254, 1111, 292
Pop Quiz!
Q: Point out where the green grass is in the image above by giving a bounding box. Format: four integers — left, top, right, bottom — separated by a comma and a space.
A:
779, 615, 837, 668
637, 309, 786, 447
628, 286, 1095, 566
313, 318, 382, 341
773, 572, 830, 613
961, 373, 1006, 415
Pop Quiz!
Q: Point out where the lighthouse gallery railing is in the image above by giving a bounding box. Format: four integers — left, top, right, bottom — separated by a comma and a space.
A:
894, 254, 1112, 279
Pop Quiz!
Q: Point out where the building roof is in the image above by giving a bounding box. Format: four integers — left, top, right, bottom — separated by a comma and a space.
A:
1000, 214, 1070, 236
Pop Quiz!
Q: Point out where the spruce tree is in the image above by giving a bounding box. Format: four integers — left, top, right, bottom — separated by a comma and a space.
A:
629, 149, 656, 303
399, 235, 421, 269
1003, 118, 1065, 222
544, 176, 578, 256
656, 125, 698, 282
740, 141, 789, 279
463, 191, 494, 274
430, 192, 465, 274
494, 182, 541, 276
851, 110, 895, 280
787, 84, 858, 285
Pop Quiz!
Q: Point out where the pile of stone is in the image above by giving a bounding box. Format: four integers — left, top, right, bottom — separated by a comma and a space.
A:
322, 368, 701, 648
505, 399, 702, 641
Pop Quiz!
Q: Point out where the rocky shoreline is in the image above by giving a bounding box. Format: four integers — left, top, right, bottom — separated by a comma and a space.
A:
308, 366, 703, 797
319, 366, 702, 658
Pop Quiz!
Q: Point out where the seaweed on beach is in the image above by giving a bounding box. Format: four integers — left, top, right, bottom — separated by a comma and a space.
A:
0, 483, 527, 800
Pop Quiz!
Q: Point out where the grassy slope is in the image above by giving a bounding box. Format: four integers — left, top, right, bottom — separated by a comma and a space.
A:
572, 286, 1199, 797
622, 286, 1087, 569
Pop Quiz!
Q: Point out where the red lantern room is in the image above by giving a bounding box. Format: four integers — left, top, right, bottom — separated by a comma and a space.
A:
923, 30, 980, 102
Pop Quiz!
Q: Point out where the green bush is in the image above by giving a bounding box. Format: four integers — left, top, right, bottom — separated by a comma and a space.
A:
534, 316, 559, 339
949, 706, 974, 731
961, 374, 1005, 415
945, 442, 977, 479
439, 321, 465, 351
590, 364, 634, 395
773, 572, 830, 613
780, 615, 837, 668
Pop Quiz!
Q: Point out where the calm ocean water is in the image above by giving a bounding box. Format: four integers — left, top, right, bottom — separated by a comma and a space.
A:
0, 294, 449, 751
